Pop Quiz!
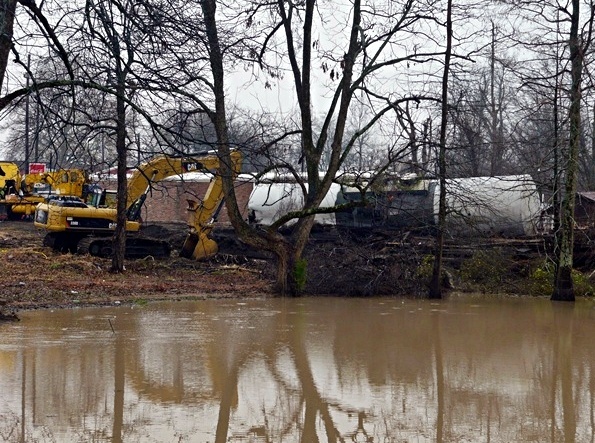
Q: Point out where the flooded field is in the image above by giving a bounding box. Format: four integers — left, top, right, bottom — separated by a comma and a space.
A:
1, 295, 594, 442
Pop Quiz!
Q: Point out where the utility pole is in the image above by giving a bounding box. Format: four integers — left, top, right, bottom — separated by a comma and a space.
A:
34, 100, 39, 162
24, 54, 30, 172
101, 132, 105, 166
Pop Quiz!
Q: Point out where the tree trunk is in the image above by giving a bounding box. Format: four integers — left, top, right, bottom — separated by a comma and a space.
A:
274, 247, 297, 296
110, 79, 127, 272
0, 0, 16, 91
551, 47, 561, 292
552, 0, 582, 302
591, 104, 595, 189
429, 0, 452, 299
109, 7, 128, 272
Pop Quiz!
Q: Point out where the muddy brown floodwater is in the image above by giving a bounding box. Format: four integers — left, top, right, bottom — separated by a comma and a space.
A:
1, 295, 594, 442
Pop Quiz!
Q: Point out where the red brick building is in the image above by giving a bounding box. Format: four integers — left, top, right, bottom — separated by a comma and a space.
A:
100, 175, 254, 225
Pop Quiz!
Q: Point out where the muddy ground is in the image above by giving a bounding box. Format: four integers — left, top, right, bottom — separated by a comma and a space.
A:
2, 220, 590, 317
0, 221, 275, 314
0, 220, 436, 316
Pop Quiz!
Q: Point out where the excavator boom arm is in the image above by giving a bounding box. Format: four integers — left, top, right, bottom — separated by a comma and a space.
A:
179, 150, 242, 260
34, 150, 242, 260
125, 150, 242, 208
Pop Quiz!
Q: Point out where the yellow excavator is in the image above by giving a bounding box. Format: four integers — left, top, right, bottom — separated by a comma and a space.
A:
0, 162, 89, 220
34, 150, 242, 259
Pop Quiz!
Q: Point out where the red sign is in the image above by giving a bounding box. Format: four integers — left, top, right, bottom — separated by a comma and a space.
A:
28, 163, 46, 174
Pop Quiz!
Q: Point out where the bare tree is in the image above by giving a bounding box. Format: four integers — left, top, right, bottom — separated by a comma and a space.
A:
552, 0, 594, 301
0, 54, 122, 171
428, 0, 453, 299
447, 37, 521, 177
199, 0, 449, 295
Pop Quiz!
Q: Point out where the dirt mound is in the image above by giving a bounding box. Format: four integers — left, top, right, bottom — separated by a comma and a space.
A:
141, 222, 189, 250
303, 230, 427, 296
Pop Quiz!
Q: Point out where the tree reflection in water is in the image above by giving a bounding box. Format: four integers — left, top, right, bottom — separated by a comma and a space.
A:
0, 297, 595, 441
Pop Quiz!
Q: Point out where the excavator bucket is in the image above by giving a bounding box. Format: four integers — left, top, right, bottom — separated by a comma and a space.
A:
180, 231, 218, 260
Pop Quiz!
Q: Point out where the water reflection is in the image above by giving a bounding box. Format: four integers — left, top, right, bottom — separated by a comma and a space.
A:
1, 296, 595, 441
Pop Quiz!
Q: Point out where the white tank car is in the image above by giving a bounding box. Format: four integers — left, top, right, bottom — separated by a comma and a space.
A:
247, 175, 544, 237
435, 175, 543, 237
248, 182, 342, 226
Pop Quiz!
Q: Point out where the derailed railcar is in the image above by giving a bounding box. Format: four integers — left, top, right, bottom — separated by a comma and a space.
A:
336, 180, 436, 231
248, 181, 344, 227
248, 174, 545, 237
437, 175, 542, 237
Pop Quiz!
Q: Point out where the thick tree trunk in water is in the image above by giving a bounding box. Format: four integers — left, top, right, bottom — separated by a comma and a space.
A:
267, 218, 314, 296
275, 251, 293, 296
553, 183, 576, 301
554, 266, 574, 301
271, 236, 301, 296
552, 0, 581, 302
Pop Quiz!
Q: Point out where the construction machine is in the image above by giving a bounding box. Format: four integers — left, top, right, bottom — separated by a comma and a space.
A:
0, 162, 89, 220
34, 150, 243, 260
0, 162, 19, 199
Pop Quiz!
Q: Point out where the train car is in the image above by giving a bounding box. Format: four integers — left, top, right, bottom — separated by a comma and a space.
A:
248, 181, 343, 226
436, 175, 542, 237
248, 174, 544, 237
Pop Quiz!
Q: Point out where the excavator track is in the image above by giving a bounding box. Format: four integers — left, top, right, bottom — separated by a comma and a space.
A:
77, 236, 172, 259
44, 232, 86, 254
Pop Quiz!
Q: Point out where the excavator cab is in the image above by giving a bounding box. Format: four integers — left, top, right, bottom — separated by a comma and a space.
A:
87, 187, 117, 208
